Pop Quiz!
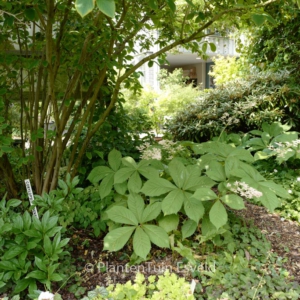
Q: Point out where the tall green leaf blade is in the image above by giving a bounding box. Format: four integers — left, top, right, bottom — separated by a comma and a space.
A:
75, 0, 95, 18
162, 189, 185, 215
184, 198, 205, 223
106, 206, 138, 225
103, 226, 135, 251
108, 149, 122, 171
133, 227, 151, 259
141, 202, 161, 223
96, 0, 115, 18
181, 219, 197, 239
141, 177, 176, 196
128, 193, 145, 223
209, 200, 228, 229
221, 194, 245, 210
143, 224, 169, 248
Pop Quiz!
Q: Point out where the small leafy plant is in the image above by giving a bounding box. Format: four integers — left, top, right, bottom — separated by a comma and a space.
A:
0, 195, 69, 296
81, 271, 195, 300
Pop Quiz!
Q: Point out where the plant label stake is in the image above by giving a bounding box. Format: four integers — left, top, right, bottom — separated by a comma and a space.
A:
25, 179, 39, 219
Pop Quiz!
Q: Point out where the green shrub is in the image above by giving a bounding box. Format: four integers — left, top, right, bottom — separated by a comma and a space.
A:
168, 70, 300, 142
0, 196, 69, 297
87, 145, 289, 259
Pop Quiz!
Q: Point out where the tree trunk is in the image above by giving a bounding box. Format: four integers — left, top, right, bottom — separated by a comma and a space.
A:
0, 154, 18, 199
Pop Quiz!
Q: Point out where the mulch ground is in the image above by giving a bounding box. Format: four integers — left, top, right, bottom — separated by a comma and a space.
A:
56, 202, 300, 299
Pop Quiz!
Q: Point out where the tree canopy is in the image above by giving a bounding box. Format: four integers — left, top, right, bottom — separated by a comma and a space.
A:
0, 0, 286, 196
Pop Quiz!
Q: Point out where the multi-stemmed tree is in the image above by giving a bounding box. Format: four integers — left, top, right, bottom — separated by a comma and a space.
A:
0, 0, 285, 196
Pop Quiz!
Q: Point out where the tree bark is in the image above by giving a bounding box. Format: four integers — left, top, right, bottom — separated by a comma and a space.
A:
0, 154, 18, 199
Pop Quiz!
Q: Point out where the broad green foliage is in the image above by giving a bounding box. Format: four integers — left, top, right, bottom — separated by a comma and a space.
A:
168, 70, 300, 142
88, 145, 287, 258
0, 0, 282, 196
0, 195, 69, 295
122, 69, 201, 133
209, 56, 247, 85
247, 122, 300, 164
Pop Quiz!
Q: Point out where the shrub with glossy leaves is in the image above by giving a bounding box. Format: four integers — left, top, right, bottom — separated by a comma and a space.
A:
168, 70, 300, 142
